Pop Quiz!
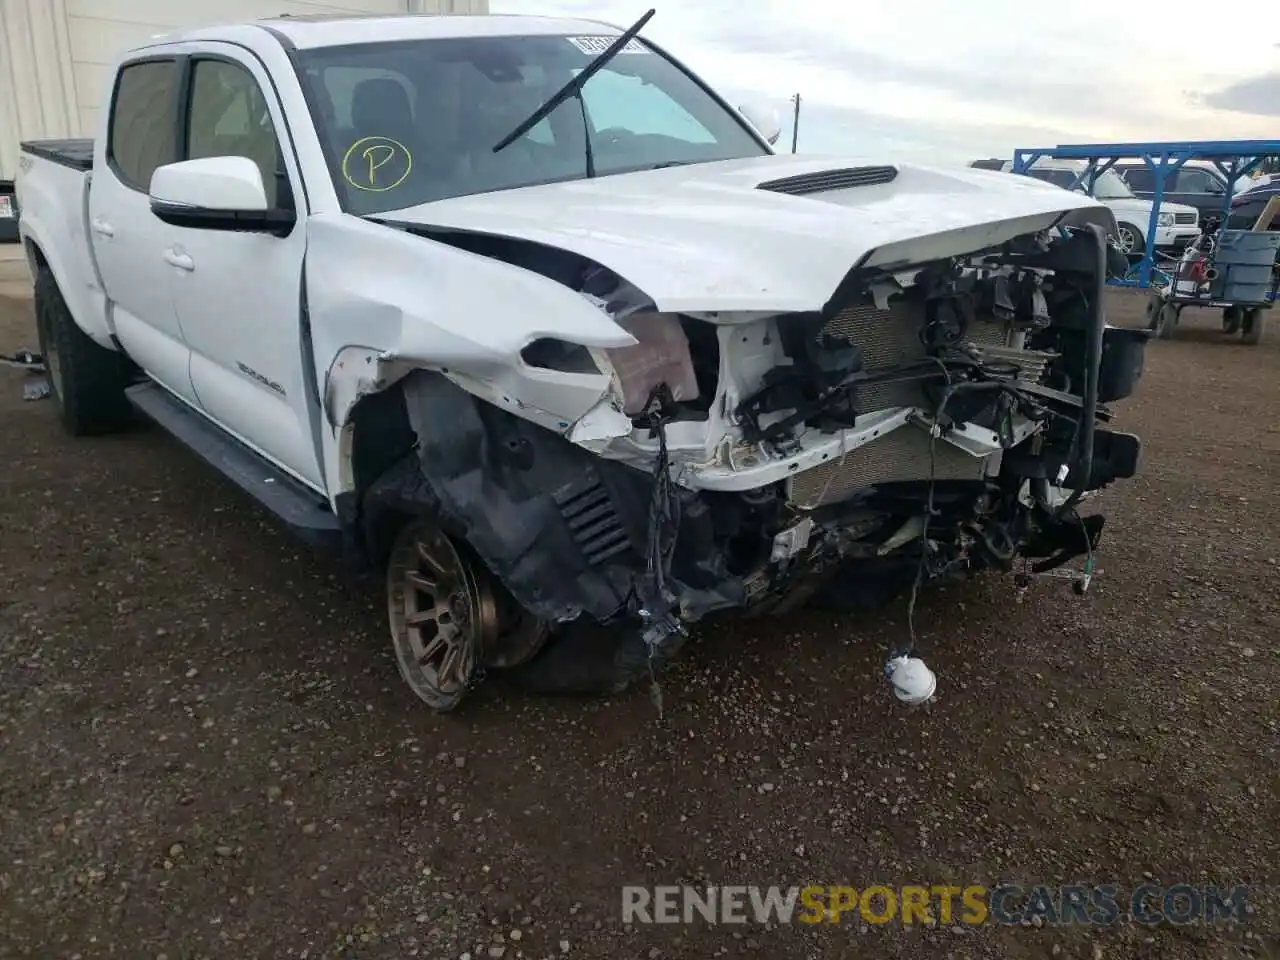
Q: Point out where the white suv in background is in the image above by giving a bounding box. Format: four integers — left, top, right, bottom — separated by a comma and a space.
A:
999, 160, 1201, 255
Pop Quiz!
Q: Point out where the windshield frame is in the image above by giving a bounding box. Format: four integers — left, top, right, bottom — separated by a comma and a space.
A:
285, 32, 775, 214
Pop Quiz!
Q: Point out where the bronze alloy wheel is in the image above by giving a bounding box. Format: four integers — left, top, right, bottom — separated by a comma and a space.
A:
386, 520, 496, 712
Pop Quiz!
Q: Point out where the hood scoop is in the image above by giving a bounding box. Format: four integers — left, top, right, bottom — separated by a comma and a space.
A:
757, 165, 898, 196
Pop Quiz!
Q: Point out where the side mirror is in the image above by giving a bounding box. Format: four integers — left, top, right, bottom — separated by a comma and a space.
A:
149, 156, 294, 236
737, 100, 782, 146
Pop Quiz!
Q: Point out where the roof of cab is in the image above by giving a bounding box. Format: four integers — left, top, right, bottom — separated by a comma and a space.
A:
254, 13, 626, 49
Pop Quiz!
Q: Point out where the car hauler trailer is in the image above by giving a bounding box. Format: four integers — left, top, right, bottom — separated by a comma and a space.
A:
1012, 140, 1280, 345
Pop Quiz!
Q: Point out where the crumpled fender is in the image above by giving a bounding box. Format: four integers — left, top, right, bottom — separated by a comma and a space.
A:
305, 213, 637, 431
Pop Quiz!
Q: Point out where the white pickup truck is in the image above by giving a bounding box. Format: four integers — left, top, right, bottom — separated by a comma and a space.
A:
16, 11, 1146, 711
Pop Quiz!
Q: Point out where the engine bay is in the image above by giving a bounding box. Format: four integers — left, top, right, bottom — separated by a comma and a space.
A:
371, 222, 1145, 668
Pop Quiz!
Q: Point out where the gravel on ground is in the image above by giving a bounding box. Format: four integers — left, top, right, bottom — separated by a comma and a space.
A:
0, 288, 1276, 959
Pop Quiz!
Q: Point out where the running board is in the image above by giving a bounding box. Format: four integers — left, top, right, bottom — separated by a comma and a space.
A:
125, 381, 342, 549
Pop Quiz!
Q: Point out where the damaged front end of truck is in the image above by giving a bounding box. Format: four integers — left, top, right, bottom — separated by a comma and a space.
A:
312, 163, 1147, 710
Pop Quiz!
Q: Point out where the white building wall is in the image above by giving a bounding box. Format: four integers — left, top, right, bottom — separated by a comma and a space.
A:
0, 0, 488, 180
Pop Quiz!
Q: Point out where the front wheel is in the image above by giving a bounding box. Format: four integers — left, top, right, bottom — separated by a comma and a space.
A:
386, 520, 482, 712
1113, 222, 1144, 257
385, 518, 549, 712
33, 267, 132, 435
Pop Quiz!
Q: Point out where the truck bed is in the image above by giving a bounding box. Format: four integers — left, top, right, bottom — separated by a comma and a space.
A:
19, 139, 94, 172
15, 139, 108, 345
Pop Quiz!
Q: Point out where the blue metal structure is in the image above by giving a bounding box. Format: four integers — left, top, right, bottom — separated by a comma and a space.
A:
1011, 140, 1280, 288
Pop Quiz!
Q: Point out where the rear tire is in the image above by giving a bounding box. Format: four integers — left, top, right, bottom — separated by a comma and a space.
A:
1222, 306, 1242, 335
1242, 308, 1266, 345
33, 268, 132, 436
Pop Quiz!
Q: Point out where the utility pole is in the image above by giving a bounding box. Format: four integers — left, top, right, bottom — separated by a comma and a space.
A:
789, 93, 802, 154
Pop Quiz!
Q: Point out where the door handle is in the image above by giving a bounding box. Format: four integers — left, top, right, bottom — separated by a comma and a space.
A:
91, 218, 114, 238
163, 249, 194, 272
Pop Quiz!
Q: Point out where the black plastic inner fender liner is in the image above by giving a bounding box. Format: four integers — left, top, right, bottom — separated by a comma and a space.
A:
362, 371, 744, 627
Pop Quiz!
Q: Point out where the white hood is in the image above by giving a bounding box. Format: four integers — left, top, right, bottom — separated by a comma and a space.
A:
381, 155, 1115, 316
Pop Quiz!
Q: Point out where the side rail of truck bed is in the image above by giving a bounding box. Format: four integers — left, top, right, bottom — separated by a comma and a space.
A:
19, 139, 95, 172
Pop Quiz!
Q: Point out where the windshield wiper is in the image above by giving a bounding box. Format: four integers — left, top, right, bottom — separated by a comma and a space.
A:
492, 8, 656, 156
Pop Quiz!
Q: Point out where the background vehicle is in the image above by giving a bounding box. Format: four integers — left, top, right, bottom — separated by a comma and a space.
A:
1228, 181, 1280, 229
987, 159, 1200, 256
1236, 172, 1280, 196
17, 14, 1142, 712
1114, 160, 1252, 223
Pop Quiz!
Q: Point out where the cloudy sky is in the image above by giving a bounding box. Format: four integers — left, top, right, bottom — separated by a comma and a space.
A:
489, 0, 1280, 164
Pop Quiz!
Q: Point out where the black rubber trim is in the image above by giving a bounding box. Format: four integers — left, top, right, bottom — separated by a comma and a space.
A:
150, 199, 296, 236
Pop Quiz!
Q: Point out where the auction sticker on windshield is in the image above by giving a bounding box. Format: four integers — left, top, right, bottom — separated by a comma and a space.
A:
566, 36, 648, 55
341, 136, 412, 193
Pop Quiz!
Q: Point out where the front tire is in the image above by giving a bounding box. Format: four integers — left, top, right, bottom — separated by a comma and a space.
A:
33, 267, 132, 436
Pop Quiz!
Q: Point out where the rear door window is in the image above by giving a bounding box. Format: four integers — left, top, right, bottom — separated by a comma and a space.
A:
108, 60, 180, 192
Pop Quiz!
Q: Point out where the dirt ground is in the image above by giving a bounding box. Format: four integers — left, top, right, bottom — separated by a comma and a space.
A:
0, 286, 1277, 960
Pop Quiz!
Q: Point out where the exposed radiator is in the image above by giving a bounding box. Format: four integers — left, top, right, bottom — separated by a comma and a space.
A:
785, 297, 1049, 509
788, 425, 989, 510
822, 300, 1013, 414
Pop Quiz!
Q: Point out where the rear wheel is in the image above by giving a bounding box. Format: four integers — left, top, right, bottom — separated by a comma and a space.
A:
33, 267, 132, 435
1242, 308, 1267, 345
1223, 306, 1242, 334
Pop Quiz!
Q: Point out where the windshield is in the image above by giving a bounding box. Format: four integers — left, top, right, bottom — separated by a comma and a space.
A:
1091, 170, 1134, 199
295, 35, 770, 215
